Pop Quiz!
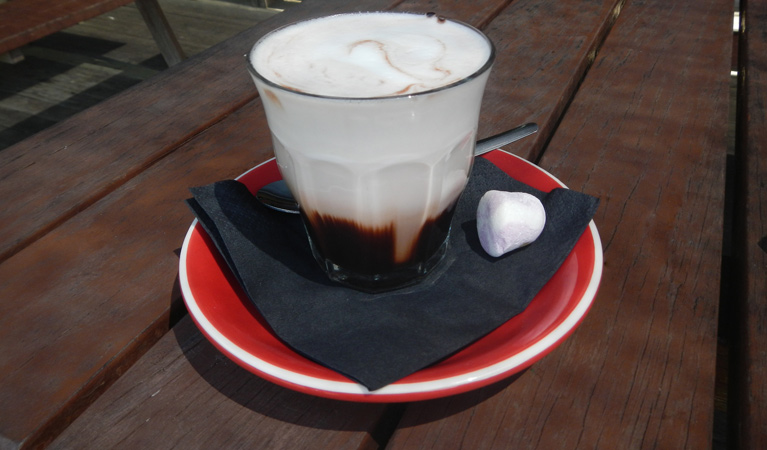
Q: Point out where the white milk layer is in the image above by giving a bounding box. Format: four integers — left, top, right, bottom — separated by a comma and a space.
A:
249, 13, 493, 268
250, 12, 491, 98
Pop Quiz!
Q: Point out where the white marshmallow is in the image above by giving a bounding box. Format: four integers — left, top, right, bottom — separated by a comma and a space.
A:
476, 190, 546, 257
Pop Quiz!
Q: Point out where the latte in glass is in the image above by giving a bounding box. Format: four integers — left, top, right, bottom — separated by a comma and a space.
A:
248, 12, 494, 292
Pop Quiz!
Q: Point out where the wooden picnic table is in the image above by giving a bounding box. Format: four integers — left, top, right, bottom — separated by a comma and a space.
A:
1, 0, 763, 448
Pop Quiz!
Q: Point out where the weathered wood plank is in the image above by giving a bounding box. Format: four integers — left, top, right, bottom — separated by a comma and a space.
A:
467, 0, 624, 163
393, 0, 624, 163
733, 0, 767, 447
0, 98, 270, 450
49, 316, 393, 450
388, 0, 732, 447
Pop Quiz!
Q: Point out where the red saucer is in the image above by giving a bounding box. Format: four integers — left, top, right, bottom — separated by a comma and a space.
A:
179, 151, 602, 402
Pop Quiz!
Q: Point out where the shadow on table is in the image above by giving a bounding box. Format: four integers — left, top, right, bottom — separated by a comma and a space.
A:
173, 315, 525, 433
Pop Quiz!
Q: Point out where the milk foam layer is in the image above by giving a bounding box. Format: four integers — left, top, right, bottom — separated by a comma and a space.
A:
250, 12, 491, 98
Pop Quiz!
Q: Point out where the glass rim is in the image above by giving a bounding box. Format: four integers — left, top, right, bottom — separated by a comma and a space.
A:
245, 12, 496, 102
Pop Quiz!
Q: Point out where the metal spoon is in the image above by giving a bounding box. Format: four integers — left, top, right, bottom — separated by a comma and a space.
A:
256, 122, 538, 214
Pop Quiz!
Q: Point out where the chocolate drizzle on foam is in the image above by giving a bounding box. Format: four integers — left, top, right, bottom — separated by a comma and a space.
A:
348, 38, 451, 95
250, 12, 490, 98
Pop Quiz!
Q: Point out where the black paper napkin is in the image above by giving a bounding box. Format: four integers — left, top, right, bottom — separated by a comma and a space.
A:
186, 157, 599, 391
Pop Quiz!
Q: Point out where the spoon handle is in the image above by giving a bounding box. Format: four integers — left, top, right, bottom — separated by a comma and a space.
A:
256, 122, 539, 214
474, 122, 538, 156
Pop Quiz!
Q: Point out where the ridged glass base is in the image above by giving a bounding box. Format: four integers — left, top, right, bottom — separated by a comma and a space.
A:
308, 235, 450, 294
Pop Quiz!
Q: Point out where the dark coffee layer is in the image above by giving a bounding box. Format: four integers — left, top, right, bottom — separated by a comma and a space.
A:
302, 204, 456, 276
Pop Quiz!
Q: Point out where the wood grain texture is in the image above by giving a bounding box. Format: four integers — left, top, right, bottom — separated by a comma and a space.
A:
0, 101, 268, 449
0, 1, 404, 447
388, 0, 732, 448
733, 0, 767, 447
469, 0, 625, 163
49, 316, 393, 450
394, 0, 624, 164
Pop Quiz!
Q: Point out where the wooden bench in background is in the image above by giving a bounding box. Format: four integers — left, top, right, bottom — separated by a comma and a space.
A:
0, 0, 185, 65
